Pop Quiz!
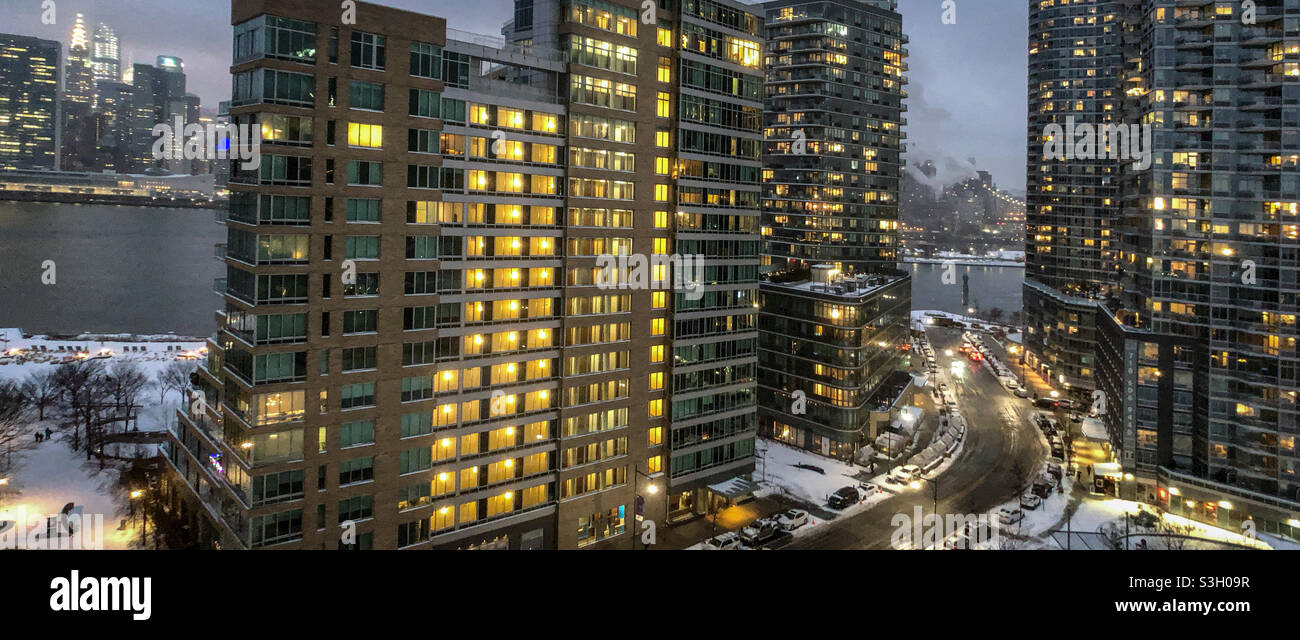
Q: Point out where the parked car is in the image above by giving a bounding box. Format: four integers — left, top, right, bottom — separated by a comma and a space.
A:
857, 482, 880, 497
1014, 387, 1033, 398
998, 507, 1024, 525
1031, 480, 1054, 499
828, 486, 860, 509
899, 464, 922, 480
1044, 463, 1063, 481
1034, 398, 1058, 409
703, 532, 742, 550
1002, 378, 1021, 391
1020, 493, 1042, 510
776, 509, 810, 531
740, 519, 781, 546
886, 467, 912, 485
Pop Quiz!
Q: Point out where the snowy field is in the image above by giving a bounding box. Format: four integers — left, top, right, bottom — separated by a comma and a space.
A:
0, 329, 201, 550
0, 425, 144, 549
0, 328, 204, 433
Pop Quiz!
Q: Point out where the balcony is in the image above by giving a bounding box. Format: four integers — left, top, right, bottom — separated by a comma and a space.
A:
213, 278, 227, 296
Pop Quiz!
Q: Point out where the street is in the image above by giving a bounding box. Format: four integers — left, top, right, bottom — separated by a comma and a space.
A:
789, 327, 1047, 549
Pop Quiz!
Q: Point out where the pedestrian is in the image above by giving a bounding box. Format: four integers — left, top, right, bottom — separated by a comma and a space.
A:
45, 427, 51, 438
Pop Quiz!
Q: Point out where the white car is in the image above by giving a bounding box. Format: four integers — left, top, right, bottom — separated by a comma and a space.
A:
998, 507, 1024, 525
899, 464, 922, 479
1014, 387, 1033, 398
703, 532, 742, 550
1020, 494, 1042, 510
1001, 378, 1021, 391
776, 509, 810, 531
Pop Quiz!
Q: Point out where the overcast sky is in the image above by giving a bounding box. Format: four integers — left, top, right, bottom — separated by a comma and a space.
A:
1, 0, 1027, 191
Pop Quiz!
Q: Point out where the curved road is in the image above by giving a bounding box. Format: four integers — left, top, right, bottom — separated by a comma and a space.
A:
790, 327, 1046, 549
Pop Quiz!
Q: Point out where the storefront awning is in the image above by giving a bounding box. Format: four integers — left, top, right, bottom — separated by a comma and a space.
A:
1093, 462, 1124, 479
707, 477, 758, 499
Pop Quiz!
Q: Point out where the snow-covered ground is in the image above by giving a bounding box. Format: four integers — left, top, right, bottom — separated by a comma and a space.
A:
903, 249, 1026, 267
0, 329, 201, 550
755, 439, 867, 506
0, 329, 204, 433
0, 422, 146, 549
911, 309, 1016, 333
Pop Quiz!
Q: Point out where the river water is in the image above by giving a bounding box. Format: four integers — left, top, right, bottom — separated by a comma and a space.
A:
0, 202, 1026, 335
907, 262, 1024, 317
0, 201, 225, 337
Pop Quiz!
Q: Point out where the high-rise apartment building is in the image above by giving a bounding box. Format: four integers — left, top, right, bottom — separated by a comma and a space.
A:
1023, 0, 1121, 397
162, 0, 761, 549
91, 23, 121, 84
0, 33, 61, 170
1096, 0, 1300, 538
757, 0, 911, 461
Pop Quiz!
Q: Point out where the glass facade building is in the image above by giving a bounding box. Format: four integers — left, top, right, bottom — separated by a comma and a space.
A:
757, 0, 911, 461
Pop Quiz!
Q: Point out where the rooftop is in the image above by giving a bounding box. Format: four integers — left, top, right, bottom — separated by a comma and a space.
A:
762, 271, 907, 300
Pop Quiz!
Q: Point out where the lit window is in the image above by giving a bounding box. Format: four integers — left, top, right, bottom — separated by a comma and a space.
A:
347, 122, 382, 148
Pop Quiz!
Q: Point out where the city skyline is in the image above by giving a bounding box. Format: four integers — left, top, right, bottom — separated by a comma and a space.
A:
0, 0, 1295, 565
0, 0, 1029, 191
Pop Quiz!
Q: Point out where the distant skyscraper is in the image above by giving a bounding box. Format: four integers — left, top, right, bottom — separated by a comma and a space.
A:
0, 33, 61, 170
130, 56, 191, 171
91, 23, 121, 84
65, 13, 95, 105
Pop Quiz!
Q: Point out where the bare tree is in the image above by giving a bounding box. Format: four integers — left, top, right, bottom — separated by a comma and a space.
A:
104, 361, 149, 411
150, 378, 168, 407
158, 361, 198, 405
1153, 519, 1195, 550
20, 369, 59, 420
1006, 456, 1034, 502
0, 381, 31, 467
52, 359, 108, 451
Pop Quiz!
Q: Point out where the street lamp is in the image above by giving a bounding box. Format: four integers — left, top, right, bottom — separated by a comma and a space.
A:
129, 489, 146, 548
633, 466, 659, 549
